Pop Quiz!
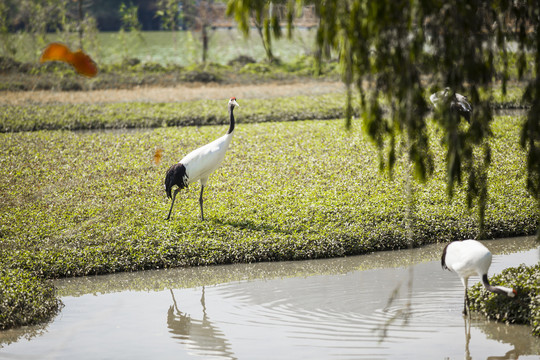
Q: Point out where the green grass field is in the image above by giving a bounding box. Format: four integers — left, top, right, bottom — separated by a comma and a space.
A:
4, 29, 318, 66
1, 114, 536, 277
0, 94, 351, 132
0, 87, 527, 133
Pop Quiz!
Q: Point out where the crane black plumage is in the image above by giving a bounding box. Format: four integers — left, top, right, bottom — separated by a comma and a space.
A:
165, 97, 240, 220
441, 239, 516, 315
430, 87, 472, 123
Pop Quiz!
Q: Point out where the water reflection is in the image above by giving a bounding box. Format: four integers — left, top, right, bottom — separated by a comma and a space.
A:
167, 287, 236, 359
475, 316, 540, 358
0, 323, 49, 350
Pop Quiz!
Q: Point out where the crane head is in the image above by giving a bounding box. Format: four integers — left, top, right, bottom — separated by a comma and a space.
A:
229, 97, 240, 108
497, 286, 517, 298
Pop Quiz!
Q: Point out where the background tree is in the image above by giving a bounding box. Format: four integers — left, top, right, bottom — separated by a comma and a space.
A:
56, 0, 98, 53
3, 0, 99, 57
14, 0, 64, 56
156, 0, 180, 51
118, 1, 144, 61
0, 1, 16, 57
227, 0, 285, 63
185, 0, 221, 63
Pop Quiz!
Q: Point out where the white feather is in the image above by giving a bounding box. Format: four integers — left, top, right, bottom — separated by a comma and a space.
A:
181, 132, 234, 185
444, 239, 492, 282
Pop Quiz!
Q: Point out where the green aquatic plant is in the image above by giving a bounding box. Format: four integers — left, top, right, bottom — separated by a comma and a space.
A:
0, 268, 62, 330
469, 264, 540, 334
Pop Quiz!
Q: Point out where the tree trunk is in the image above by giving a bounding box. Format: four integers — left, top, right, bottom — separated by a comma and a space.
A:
256, 24, 274, 63
78, 0, 83, 49
202, 24, 208, 63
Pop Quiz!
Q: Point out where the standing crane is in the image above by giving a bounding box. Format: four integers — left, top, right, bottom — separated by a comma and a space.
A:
430, 87, 472, 123
441, 239, 516, 315
165, 97, 240, 221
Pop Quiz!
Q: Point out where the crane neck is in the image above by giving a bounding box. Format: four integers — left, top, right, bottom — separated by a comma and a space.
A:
227, 105, 235, 134
481, 274, 515, 297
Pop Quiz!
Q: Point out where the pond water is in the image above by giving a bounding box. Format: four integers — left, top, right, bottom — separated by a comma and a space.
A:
1, 237, 539, 359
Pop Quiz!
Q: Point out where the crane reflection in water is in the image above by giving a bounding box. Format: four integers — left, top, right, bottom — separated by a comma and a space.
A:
167, 287, 236, 359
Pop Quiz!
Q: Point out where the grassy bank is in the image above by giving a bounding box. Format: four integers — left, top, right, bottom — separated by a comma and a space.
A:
0, 268, 62, 330
0, 94, 349, 132
0, 85, 527, 133
0, 111, 538, 328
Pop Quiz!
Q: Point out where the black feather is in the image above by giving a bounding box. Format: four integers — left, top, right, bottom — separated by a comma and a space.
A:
165, 163, 188, 198
441, 242, 450, 270
441, 240, 462, 270
450, 101, 471, 122
228, 103, 236, 134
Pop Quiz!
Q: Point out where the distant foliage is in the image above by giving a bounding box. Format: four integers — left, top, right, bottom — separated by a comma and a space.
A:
0, 2, 15, 57
227, 0, 285, 63
156, 0, 181, 31
118, 2, 144, 61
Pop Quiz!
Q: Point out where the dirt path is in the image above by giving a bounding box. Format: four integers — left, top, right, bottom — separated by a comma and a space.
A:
0, 81, 345, 105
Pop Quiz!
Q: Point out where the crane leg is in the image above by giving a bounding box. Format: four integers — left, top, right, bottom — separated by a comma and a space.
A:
461, 277, 470, 316
166, 188, 180, 220
463, 288, 469, 316
199, 185, 205, 221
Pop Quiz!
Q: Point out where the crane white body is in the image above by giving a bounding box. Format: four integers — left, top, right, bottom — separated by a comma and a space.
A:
181, 132, 234, 187
165, 98, 239, 220
441, 239, 516, 315
443, 239, 492, 283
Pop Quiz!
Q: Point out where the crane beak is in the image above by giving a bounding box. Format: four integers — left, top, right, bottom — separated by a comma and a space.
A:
232, 100, 240, 108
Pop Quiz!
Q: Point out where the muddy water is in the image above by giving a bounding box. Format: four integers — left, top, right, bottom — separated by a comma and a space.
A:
1, 237, 539, 359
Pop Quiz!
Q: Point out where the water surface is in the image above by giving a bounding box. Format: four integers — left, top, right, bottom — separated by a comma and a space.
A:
1, 237, 539, 359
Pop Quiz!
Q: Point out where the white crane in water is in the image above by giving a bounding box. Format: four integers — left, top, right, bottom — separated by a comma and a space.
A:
430, 87, 473, 123
441, 239, 516, 315
165, 97, 240, 220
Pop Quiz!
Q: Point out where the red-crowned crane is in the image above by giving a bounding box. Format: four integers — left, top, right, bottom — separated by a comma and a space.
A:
430, 87, 472, 123
164, 97, 240, 221
441, 239, 516, 315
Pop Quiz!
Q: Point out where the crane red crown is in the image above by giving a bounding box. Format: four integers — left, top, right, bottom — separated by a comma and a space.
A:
230, 97, 236, 100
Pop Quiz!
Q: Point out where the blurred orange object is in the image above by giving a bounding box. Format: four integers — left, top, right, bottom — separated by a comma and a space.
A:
153, 148, 163, 165
40, 42, 98, 78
